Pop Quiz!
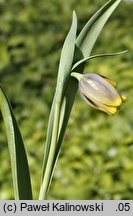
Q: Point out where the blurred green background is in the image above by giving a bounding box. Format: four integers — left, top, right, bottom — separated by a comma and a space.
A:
0, 0, 133, 199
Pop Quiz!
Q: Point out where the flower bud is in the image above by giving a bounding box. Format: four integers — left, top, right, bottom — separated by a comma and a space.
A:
72, 72, 126, 115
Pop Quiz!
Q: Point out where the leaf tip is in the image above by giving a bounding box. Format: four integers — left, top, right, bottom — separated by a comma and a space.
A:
72, 10, 77, 21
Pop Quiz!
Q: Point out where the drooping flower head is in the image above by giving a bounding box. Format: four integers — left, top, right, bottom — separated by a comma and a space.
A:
71, 72, 126, 115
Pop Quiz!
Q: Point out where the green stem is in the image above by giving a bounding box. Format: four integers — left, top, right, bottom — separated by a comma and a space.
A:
71, 72, 83, 81
38, 96, 61, 200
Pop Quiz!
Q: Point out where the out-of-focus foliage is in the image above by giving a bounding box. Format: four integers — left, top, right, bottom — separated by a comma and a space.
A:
0, 0, 132, 199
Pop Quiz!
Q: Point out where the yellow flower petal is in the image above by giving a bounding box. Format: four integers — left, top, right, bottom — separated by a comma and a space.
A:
98, 106, 118, 115
121, 95, 126, 102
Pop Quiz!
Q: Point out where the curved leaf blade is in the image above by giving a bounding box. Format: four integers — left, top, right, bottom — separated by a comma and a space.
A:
72, 50, 127, 70
76, 0, 122, 58
0, 85, 32, 200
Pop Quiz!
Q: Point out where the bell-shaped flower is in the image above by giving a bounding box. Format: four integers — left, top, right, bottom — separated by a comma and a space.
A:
71, 72, 126, 115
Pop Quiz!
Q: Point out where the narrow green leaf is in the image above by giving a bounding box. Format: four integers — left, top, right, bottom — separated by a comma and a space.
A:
39, 11, 77, 199
76, 0, 122, 58
57, 11, 78, 90
72, 50, 128, 70
0, 85, 32, 200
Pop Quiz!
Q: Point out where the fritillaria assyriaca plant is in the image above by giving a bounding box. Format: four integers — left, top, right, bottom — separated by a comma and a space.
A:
0, 0, 127, 200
